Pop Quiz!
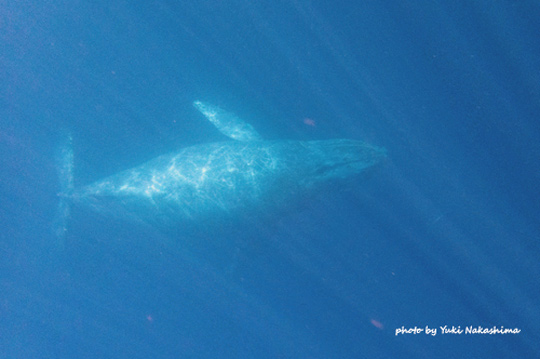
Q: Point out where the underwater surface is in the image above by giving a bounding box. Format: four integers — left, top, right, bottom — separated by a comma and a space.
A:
1, 1, 539, 358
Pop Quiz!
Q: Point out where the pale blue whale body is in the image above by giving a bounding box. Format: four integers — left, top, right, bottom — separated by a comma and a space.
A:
61, 102, 386, 227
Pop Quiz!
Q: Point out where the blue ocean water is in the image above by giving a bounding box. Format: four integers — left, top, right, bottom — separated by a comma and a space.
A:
1, 1, 539, 358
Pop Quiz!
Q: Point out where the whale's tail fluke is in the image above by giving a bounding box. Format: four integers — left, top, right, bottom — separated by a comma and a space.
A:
53, 134, 74, 241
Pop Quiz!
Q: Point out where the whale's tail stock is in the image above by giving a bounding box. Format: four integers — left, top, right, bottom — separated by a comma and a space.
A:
52, 133, 74, 242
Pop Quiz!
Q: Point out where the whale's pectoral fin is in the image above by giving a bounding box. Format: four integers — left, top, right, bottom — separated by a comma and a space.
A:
193, 101, 262, 142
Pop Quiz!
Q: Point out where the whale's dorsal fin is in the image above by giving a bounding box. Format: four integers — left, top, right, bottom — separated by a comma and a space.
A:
193, 101, 262, 142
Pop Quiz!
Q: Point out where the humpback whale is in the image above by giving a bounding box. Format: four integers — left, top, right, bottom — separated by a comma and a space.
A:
56, 102, 386, 233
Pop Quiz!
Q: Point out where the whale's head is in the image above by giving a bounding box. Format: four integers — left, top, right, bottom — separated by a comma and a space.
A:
299, 139, 387, 185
